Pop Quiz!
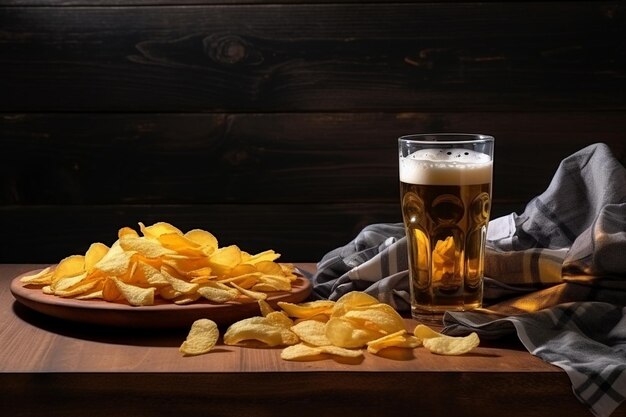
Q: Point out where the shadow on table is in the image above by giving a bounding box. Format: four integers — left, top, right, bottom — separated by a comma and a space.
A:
12, 301, 187, 347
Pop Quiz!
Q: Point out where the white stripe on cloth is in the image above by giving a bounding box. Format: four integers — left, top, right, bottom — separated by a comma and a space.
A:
485, 246, 569, 287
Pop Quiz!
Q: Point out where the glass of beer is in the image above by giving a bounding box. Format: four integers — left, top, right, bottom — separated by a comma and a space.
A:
398, 133, 494, 322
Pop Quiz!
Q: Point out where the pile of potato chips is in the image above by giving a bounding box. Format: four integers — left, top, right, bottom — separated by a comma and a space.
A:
20, 222, 298, 306
17, 220, 479, 359
180, 291, 480, 359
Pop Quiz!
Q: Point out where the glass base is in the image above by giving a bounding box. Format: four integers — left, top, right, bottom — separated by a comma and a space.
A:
411, 308, 445, 325
411, 302, 481, 325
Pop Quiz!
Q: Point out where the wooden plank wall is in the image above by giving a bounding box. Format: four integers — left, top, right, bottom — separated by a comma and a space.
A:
1, 0, 625, 263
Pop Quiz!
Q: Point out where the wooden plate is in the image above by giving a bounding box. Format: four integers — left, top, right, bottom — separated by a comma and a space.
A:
10, 268, 312, 329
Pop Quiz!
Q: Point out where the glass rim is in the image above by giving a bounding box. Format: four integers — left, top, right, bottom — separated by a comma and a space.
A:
398, 133, 494, 145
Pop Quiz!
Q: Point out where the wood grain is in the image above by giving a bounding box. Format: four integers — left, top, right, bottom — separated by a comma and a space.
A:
1, 0, 625, 277
2, 111, 624, 262
1, 2, 623, 112
0, 203, 405, 263
0, 373, 595, 417
2, 0, 497, 5
1, 264, 623, 417
2, 112, 624, 205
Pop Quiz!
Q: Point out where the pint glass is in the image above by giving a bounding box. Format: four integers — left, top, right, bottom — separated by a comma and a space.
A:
398, 134, 494, 321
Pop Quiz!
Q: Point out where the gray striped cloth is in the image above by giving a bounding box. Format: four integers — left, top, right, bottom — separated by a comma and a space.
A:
311, 143, 626, 417
443, 303, 626, 417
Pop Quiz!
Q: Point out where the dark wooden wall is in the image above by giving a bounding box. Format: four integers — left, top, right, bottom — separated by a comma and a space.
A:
1, 0, 625, 263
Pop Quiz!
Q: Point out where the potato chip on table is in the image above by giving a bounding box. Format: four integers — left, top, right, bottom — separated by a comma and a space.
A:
223, 316, 299, 347
414, 324, 480, 355
180, 319, 219, 356
366, 330, 421, 354
176, 291, 479, 360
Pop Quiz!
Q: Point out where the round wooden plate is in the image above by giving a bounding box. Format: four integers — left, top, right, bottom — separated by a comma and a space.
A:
10, 268, 312, 329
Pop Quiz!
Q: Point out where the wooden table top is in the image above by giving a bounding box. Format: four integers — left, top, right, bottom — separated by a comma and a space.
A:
1, 263, 622, 417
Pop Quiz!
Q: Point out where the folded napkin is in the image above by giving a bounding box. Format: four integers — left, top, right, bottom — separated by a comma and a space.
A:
311, 143, 626, 417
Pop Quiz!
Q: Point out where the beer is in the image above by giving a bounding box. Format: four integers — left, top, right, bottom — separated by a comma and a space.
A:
399, 147, 493, 319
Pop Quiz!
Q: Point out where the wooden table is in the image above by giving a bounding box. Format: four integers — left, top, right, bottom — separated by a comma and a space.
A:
1, 264, 622, 417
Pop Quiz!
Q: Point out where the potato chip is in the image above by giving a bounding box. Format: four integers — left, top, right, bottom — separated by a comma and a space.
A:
184, 229, 218, 255
209, 245, 242, 275
331, 291, 379, 317
110, 277, 155, 306
280, 263, 297, 275
294, 313, 330, 324
174, 292, 202, 305
242, 250, 281, 265
84, 243, 109, 272
139, 221, 183, 239
256, 274, 291, 291
325, 317, 383, 348
75, 289, 104, 300
251, 283, 282, 292
189, 276, 213, 285
223, 316, 298, 347
318, 345, 363, 358
135, 262, 169, 286
414, 324, 480, 355
118, 226, 139, 239
326, 292, 407, 349
366, 330, 421, 354
52, 255, 86, 282
334, 291, 378, 308
161, 268, 199, 294
220, 273, 260, 289
254, 261, 284, 276
54, 280, 99, 298
158, 233, 206, 257
51, 272, 88, 292
161, 255, 210, 276
20, 266, 54, 285
197, 284, 238, 303
224, 317, 283, 346
126, 260, 139, 283
120, 235, 175, 258
102, 277, 122, 301
188, 266, 214, 278
158, 285, 181, 300
422, 332, 480, 356
131, 252, 161, 268
280, 343, 325, 361
278, 300, 335, 319
290, 320, 332, 346
280, 343, 363, 361
231, 283, 267, 301
180, 319, 219, 356
258, 299, 275, 317
413, 324, 446, 339
265, 311, 294, 329
343, 304, 405, 334
94, 242, 134, 276
229, 264, 258, 277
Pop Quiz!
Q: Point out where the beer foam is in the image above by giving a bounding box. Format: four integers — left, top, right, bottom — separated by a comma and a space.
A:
400, 148, 492, 185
